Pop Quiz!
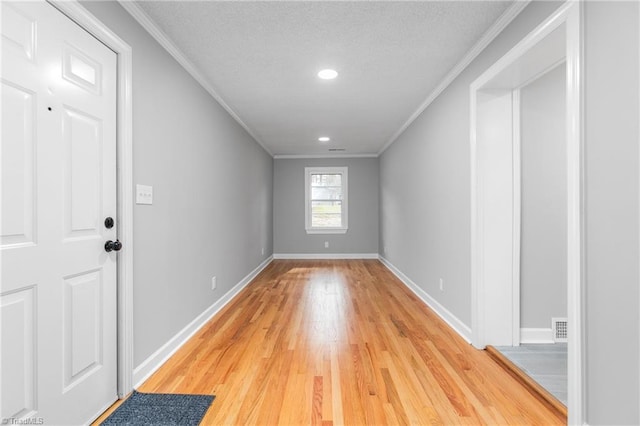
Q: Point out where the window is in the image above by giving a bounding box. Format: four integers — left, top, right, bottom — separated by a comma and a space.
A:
305, 167, 348, 234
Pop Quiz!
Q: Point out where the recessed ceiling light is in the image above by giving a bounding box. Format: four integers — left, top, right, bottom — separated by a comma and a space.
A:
318, 136, 331, 142
317, 69, 338, 80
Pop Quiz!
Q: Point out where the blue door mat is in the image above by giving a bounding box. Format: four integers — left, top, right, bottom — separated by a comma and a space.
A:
100, 390, 215, 425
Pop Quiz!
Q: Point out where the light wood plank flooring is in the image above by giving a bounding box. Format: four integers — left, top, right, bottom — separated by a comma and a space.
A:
96, 260, 566, 425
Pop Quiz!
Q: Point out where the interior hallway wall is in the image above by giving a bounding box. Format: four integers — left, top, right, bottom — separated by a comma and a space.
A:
80, 1, 274, 368
379, 1, 564, 327
584, 2, 639, 423
520, 64, 567, 330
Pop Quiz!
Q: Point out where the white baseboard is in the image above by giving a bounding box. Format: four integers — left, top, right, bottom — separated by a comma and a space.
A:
132, 256, 273, 387
273, 253, 379, 260
520, 327, 554, 344
379, 256, 472, 343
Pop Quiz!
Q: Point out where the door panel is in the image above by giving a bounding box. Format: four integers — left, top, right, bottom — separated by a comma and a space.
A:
1, 1, 118, 424
0, 287, 36, 419
63, 270, 103, 390
62, 106, 103, 239
1, 3, 37, 63
0, 82, 36, 247
63, 45, 103, 95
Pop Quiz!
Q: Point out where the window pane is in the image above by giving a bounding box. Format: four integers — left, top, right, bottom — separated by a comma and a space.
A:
311, 173, 343, 200
311, 201, 342, 227
311, 174, 342, 187
311, 186, 342, 200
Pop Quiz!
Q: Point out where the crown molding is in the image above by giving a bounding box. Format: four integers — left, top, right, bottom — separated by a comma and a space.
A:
273, 153, 378, 160
117, 1, 273, 156
377, 0, 531, 155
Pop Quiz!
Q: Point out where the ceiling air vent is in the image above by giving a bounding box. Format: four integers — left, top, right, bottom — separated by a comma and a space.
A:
328, 148, 346, 152
552, 317, 568, 343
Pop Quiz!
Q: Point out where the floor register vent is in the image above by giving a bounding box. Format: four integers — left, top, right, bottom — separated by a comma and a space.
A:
552, 317, 568, 342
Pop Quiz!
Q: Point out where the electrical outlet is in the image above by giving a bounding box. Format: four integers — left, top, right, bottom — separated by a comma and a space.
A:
261, 247, 265, 256
211, 276, 217, 291
324, 241, 329, 248
439, 278, 444, 291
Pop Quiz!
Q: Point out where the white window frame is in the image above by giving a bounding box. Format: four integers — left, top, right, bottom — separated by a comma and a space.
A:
305, 167, 348, 234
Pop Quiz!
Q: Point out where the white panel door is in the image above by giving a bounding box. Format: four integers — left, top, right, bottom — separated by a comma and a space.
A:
1, 1, 118, 424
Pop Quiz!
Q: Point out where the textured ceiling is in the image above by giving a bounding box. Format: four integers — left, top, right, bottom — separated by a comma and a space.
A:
133, 1, 514, 156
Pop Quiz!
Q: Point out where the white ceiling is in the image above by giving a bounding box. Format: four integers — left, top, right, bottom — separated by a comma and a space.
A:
129, 1, 514, 157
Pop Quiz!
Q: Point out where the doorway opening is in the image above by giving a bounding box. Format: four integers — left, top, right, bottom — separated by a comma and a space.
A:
470, 2, 583, 424
496, 60, 568, 406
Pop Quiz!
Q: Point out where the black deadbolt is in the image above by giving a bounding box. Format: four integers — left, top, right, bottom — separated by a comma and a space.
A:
104, 217, 114, 229
105, 240, 122, 252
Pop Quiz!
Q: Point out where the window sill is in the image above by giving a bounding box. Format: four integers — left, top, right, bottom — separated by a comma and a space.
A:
306, 228, 348, 235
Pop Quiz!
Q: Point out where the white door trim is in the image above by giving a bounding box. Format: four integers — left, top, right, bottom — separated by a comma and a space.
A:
511, 88, 522, 347
49, 0, 134, 398
470, 1, 583, 424
564, 3, 584, 424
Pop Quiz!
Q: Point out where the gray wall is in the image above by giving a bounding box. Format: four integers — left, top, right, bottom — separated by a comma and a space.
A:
520, 64, 567, 329
274, 158, 378, 255
585, 2, 639, 424
380, 1, 565, 327
380, 1, 639, 423
80, 2, 273, 367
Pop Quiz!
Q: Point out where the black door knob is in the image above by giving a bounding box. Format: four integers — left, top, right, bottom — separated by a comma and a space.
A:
105, 240, 123, 252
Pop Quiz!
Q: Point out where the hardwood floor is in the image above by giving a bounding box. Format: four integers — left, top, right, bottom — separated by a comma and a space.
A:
485, 346, 567, 418
97, 260, 566, 425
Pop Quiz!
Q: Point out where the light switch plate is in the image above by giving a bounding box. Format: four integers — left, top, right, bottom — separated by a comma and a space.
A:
136, 184, 153, 205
